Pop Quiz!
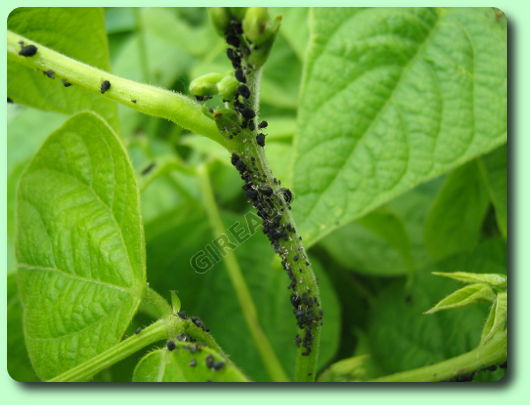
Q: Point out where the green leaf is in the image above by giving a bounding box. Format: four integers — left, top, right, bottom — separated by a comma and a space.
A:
15, 111, 145, 380
7, 274, 39, 381
480, 291, 507, 344
7, 7, 119, 130
367, 270, 491, 375
479, 145, 507, 238
318, 354, 370, 382
320, 207, 414, 276
424, 162, 490, 261
294, 7, 507, 246
432, 271, 506, 288
144, 207, 341, 381
132, 346, 249, 382
424, 283, 496, 314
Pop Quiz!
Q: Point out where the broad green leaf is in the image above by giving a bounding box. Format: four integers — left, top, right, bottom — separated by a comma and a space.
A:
7, 274, 39, 382
481, 291, 507, 345
145, 207, 340, 381
424, 162, 489, 261
294, 7, 507, 246
7, 107, 68, 273
432, 271, 506, 288
424, 283, 496, 314
133, 346, 249, 382
7, 7, 119, 130
15, 112, 145, 380
479, 145, 507, 238
320, 207, 414, 276
367, 271, 490, 375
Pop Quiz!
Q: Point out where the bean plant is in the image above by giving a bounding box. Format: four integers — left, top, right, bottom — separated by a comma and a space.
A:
6, 7, 507, 383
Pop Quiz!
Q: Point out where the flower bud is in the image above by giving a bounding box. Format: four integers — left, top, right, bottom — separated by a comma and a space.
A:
209, 7, 231, 36
247, 15, 282, 68
217, 75, 239, 100
189, 72, 223, 97
243, 7, 270, 45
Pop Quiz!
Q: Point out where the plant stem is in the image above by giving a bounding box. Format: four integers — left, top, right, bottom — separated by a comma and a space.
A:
7, 30, 227, 148
231, 66, 322, 382
47, 318, 168, 382
196, 164, 289, 382
369, 330, 507, 382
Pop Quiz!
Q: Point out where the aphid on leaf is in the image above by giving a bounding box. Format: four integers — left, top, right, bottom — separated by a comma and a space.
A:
237, 84, 250, 99
141, 162, 156, 175
213, 362, 225, 371
43, 69, 55, 79
18, 44, 37, 57
100, 80, 111, 94
235, 68, 246, 83
177, 310, 188, 320
61, 79, 72, 87
281, 188, 292, 203
167, 340, 176, 351
134, 327, 142, 334
226, 35, 240, 48
248, 120, 255, 130
258, 120, 268, 129
240, 107, 255, 120
256, 133, 265, 147
205, 355, 215, 369
189, 359, 197, 367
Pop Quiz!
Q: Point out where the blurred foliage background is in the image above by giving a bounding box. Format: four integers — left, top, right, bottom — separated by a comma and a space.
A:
7, 7, 507, 382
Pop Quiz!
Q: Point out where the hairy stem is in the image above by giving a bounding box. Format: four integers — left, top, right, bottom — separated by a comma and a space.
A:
369, 330, 507, 382
7, 30, 227, 148
196, 164, 289, 382
228, 71, 322, 382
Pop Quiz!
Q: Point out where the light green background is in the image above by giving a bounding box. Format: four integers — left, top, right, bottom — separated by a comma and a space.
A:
1, 0, 525, 402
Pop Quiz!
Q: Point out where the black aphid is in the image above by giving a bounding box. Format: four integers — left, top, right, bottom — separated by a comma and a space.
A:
177, 310, 188, 320
248, 120, 255, 130
486, 365, 497, 371
500, 361, 507, 369
256, 133, 265, 147
134, 327, 142, 334
7, 97, 13, 103
213, 362, 225, 371
19, 44, 38, 57
226, 35, 240, 48
237, 84, 250, 99
167, 340, 176, 351
131, 99, 137, 103
205, 355, 215, 369
240, 107, 255, 120
226, 48, 241, 68
293, 254, 299, 261
43, 69, 55, 79
141, 162, 156, 175
235, 68, 246, 83
258, 120, 268, 129
281, 188, 292, 203
61, 79, 72, 87
261, 186, 273, 196
189, 359, 197, 367
100, 80, 111, 94
176, 333, 191, 342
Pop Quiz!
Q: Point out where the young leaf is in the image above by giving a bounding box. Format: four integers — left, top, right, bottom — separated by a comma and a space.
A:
293, 7, 507, 246
7, 7, 119, 130
432, 271, 506, 288
480, 291, 507, 345
15, 111, 146, 380
424, 162, 490, 261
424, 283, 496, 314
132, 346, 249, 382
479, 145, 507, 238
367, 269, 492, 375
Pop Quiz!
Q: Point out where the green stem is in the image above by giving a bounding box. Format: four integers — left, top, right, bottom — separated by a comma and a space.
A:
196, 164, 289, 382
7, 30, 227, 148
369, 330, 507, 382
234, 67, 322, 382
47, 318, 169, 382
